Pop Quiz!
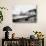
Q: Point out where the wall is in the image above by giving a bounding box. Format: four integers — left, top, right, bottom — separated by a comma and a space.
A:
0, 0, 46, 46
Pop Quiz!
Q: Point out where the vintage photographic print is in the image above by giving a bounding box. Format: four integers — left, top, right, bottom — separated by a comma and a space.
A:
12, 5, 37, 23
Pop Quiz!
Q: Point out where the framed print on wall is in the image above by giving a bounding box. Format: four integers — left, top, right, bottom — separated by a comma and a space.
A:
12, 0, 37, 23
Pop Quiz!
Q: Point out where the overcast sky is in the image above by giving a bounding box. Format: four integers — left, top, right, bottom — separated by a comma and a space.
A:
13, 5, 36, 14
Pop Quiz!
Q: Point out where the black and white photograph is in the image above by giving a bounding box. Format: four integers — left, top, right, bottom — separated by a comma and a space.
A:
12, 5, 37, 23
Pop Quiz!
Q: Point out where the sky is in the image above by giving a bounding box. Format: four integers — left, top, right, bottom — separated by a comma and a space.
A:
13, 5, 36, 14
